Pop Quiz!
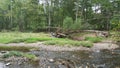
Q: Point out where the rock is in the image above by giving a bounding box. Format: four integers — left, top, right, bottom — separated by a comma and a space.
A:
18, 61, 23, 65
89, 55, 93, 58
85, 66, 88, 68
0, 53, 3, 58
96, 50, 100, 53
93, 64, 105, 68
79, 66, 82, 68
58, 64, 68, 68
5, 62, 11, 66
72, 55, 75, 58
48, 66, 51, 68
48, 59, 54, 63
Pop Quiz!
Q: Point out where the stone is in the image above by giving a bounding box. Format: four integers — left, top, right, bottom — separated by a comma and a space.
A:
48, 59, 54, 63
5, 63, 11, 66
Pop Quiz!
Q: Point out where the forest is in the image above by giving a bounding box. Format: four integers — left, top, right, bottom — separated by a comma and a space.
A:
0, 0, 120, 68
0, 0, 119, 32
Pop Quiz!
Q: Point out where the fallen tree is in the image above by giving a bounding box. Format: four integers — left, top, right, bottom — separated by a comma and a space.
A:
50, 27, 109, 38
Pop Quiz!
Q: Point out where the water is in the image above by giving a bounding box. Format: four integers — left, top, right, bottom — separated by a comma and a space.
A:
30, 49, 120, 68
0, 45, 120, 68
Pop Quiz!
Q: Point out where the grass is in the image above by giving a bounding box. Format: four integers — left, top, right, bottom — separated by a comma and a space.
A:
0, 32, 51, 43
0, 46, 36, 52
44, 38, 93, 47
3, 51, 37, 60
0, 32, 105, 47
85, 36, 103, 43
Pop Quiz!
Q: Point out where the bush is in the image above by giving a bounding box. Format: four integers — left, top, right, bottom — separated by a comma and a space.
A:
72, 18, 82, 30
63, 16, 73, 30
111, 32, 120, 42
111, 18, 120, 31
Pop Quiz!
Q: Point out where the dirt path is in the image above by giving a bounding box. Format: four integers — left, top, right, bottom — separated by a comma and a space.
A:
0, 40, 119, 51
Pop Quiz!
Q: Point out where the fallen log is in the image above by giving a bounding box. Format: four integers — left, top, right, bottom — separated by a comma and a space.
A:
50, 32, 67, 38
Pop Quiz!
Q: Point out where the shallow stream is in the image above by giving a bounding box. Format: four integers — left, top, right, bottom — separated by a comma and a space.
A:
0, 43, 120, 68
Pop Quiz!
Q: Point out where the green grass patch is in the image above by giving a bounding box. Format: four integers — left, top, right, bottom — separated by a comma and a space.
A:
0, 32, 51, 43
3, 51, 37, 60
44, 38, 93, 47
23, 53, 37, 60
85, 36, 103, 43
24, 37, 52, 43
0, 46, 35, 52
3, 51, 23, 58
0, 32, 95, 47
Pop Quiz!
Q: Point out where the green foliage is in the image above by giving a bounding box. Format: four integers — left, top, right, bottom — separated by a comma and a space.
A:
85, 37, 103, 43
63, 16, 73, 30
111, 19, 120, 31
111, 32, 120, 42
0, 0, 119, 31
72, 18, 82, 30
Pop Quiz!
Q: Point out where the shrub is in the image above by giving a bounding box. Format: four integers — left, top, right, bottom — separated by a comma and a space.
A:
72, 18, 82, 30
63, 16, 73, 30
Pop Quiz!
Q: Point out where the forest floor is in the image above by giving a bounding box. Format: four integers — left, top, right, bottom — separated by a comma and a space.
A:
0, 39, 118, 52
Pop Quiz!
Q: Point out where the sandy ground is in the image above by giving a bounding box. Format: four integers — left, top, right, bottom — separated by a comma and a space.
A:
0, 40, 119, 52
